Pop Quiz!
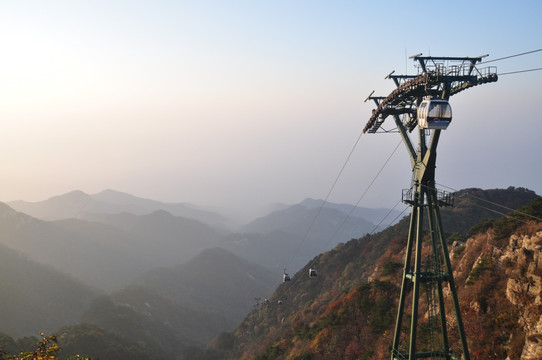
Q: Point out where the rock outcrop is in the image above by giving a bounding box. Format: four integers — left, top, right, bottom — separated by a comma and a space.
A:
501, 232, 542, 360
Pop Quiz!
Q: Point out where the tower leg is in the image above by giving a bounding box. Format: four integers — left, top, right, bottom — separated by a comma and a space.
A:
390, 148, 470, 359
408, 192, 425, 360
430, 191, 471, 360
426, 188, 450, 355
392, 202, 418, 359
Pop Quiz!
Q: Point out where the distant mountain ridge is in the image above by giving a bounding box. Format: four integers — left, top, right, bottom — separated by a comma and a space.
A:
0, 202, 155, 290
8, 189, 230, 229
243, 202, 376, 236
5, 190, 407, 277
78, 210, 222, 266
296, 197, 402, 226
0, 202, 223, 290
225, 199, 389, 274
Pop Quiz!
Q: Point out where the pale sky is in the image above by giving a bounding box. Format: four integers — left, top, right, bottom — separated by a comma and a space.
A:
0, 1, 541, 218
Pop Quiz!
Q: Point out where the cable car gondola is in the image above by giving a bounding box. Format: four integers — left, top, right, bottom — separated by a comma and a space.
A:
417, 98, 452, 130
309, 268, 318, 278
283, 269, 291, 282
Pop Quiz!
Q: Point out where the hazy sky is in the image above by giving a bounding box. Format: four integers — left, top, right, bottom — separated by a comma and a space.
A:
0, 1, 541, 217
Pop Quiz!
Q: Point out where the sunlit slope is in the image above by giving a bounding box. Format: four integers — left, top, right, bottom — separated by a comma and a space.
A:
200, 187, 541, 359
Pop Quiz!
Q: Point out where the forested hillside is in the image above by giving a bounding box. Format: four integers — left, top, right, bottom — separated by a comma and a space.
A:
0, 187, 539, 359
194, 188, 542, 360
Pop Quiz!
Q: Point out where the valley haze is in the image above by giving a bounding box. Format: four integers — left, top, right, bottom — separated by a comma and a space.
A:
0, 186, 405, 346
0, 186, 538, 359
3, 189, 397, 289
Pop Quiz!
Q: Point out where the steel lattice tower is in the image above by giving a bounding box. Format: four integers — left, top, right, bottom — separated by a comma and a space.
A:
364, 54, 497, 360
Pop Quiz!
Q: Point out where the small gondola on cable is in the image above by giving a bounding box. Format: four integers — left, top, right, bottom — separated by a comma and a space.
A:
417, 97, 452, 130
283, 269, 291, 282
308, 268, 318, 278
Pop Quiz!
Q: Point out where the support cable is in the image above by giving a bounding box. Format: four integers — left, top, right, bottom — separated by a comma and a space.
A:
316, 139, 404, 256
470, 203, 524, 220
284, 130, 365, 272
483, 48, 542, 64
368, 199, 408, 235
482, 48, 542, 76
433, 183, 542, 222
498, 67, 542, 76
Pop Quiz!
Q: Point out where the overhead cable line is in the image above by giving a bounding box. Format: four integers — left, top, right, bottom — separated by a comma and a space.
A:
315, 139, 403, 258
480, 48, 542, 76
462, 201, 533, 227
482, 48, 542, 64
435, 183, 542, 223
499, 67, 542, 76
285, 130, 365, 271
368, 199, 409, 235
472, 202, 519, 219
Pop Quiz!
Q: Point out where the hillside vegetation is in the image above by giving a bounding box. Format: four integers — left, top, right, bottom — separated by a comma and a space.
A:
195, 188, 542, 360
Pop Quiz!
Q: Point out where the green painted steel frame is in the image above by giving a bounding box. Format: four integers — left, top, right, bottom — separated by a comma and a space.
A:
364, 55, 498, 359
390, 118, 469, 360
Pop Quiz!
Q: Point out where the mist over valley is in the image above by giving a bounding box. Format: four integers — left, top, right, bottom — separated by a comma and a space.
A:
0, 189, 395, 348
0, 187, 540, 359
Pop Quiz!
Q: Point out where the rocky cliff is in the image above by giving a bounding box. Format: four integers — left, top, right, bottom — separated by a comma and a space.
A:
451, 221, 542, 359
501, 231, 542, 360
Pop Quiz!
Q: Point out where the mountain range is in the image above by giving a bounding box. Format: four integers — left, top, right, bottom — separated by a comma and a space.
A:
0, 189, 395, 343
0, 203, 206, 290
4, 189, 395, 280
8, 189, 230, 230
1, 187, 538, 359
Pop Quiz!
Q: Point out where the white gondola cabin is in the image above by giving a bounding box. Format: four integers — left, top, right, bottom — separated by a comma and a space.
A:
283, 271, 291, 282
309, 268, 318, 278
417, 98, 452, 130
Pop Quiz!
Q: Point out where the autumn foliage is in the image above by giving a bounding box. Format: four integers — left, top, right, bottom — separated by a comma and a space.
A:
203, 195, 542, 360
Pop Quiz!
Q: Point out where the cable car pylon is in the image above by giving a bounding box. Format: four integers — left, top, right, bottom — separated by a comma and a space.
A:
364, 54, 497, 360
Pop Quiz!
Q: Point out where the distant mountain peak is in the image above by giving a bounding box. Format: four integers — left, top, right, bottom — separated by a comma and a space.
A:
95, 189, 124, 197
97, 189, 121, 194
299, 198, 324, 208
147, 209, 175, 218
7, 189, 230, 229
194, 246, 235, 259
50, 190, 91, 201
93, 189, 153, 203
0, 202, 34, 221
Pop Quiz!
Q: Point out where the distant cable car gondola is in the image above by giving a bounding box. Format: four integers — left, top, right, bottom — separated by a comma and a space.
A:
309, 268, 318, 278
283, 269, 291, 282
417, 98, 452, 130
